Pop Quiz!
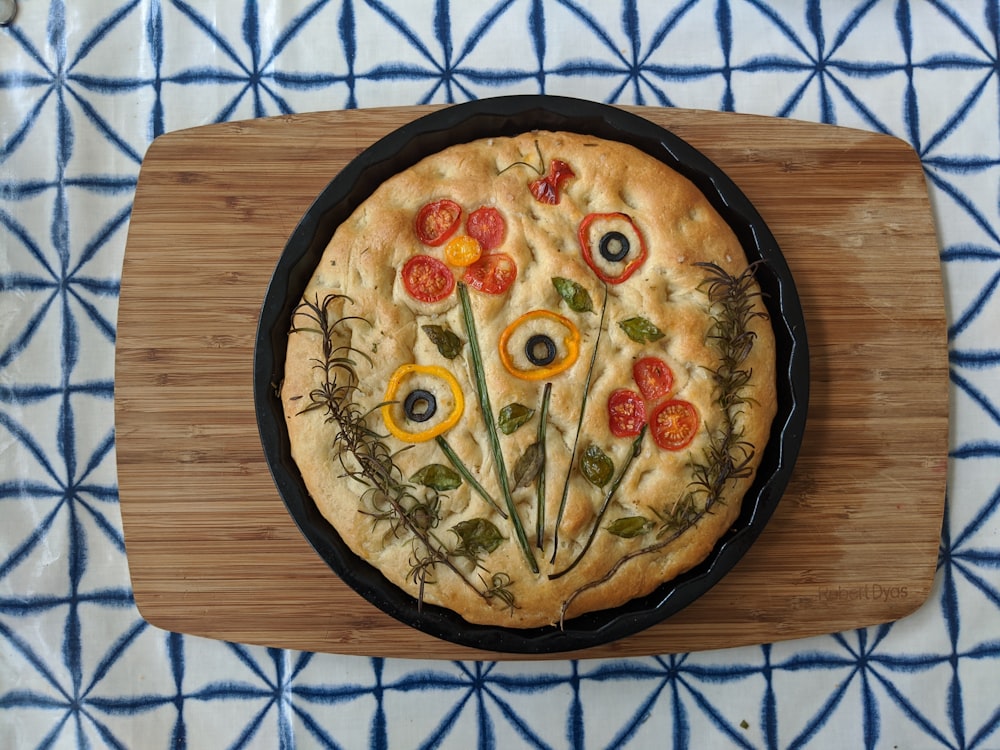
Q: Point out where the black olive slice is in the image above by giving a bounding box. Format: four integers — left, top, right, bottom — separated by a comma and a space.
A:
525, 334, 557, 366
599, 231, 630, 262
403, 389, 437, 423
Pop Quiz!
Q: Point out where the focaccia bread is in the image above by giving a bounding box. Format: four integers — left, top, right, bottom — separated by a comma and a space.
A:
281, 130, 777, 629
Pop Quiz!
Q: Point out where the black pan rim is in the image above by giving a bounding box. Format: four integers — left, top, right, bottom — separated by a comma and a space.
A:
253, 95, 809, 655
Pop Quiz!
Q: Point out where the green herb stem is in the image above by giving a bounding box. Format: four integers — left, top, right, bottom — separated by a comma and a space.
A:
497, 140, 545, 176
550, 284, 608, 564
435, 435, 506, 518
535, 382, 553, 549
457, 282, 539, 574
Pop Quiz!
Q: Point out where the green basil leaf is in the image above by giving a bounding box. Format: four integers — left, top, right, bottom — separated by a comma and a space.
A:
551, 277, 594, 313
511, 442, 545, 490
450, 518, 504, 556
421, 324, 463, 359
618, 316, 665, 344
580, 444, 614, 487
410, 464, 462, 491
498, 403, 535, 435
607, 516, 654, 538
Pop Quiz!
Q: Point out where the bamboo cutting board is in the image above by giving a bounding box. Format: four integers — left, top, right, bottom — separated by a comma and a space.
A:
115, 105, 947, 660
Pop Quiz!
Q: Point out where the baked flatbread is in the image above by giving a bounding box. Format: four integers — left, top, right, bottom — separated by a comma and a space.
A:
282, 130, 776, 628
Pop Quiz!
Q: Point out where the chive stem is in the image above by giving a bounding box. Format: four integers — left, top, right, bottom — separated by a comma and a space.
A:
535, 382, 553, 549
457, 283, 538, 574
435, 435, 506, 518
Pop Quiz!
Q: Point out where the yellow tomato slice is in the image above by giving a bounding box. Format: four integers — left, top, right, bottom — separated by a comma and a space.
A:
443, 235, 483, 267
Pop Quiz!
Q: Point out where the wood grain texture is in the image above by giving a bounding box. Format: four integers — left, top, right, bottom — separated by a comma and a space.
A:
115, 105, 947, 660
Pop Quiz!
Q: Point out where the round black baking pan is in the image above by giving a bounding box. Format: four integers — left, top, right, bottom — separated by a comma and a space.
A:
253, 95, 809, 654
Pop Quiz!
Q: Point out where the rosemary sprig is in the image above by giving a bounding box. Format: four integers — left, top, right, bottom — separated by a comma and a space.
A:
457, 282, 539, 574
481, 572, 518, 613
535, 382, 553, 549
550, 283, 608, 564
549, 425, 646, 580
291, 293, 517, 612
558, 262, 767, 627
290, 294, 372, 410
695, 260, 767, 419
362, 484, 441, 537
435, 435, 506, 518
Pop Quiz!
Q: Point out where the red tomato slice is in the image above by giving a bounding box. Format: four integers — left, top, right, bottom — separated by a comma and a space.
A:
529, 177, 556, 204
463, 252, 517, 294
548, 159, 575, 186
529, 159, 575, 204
633, 357, 674, 401
466, 207, 506, 251
415, 199, 462, 246
401, 254, 455, 303
649, 399, 699, 451
607, 389, 647, 438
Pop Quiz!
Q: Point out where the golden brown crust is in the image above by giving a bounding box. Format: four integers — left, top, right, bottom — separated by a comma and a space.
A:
282, 131, 777, 628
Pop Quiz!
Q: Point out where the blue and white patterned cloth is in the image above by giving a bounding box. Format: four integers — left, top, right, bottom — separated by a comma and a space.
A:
2, 1, 998, 747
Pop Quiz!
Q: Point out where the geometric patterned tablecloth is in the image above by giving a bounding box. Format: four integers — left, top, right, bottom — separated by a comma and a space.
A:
2, 2, 998, 747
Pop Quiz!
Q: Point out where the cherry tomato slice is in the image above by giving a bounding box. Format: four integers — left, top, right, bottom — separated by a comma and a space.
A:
401, 254, 455, 303
444, 235, 482, 266
633, 357, 674, 401
529, 159, 575, 205
463, 252, 517, 295
649, 399, 699, 451
415, 199, 462, 246
466, 207, 505, 251
608, 389, 647, 438
529, 176, 557, 204
548, 159, 575, 186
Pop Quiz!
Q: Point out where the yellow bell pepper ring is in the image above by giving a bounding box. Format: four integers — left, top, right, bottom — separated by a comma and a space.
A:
498, 310, 581, 381
382, 364, 465, 443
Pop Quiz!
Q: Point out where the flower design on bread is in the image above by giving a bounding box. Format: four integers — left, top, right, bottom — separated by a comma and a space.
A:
282, 131, 776, 628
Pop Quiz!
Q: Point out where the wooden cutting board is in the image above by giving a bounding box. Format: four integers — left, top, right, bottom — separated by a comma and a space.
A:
116, 105, 947, 660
